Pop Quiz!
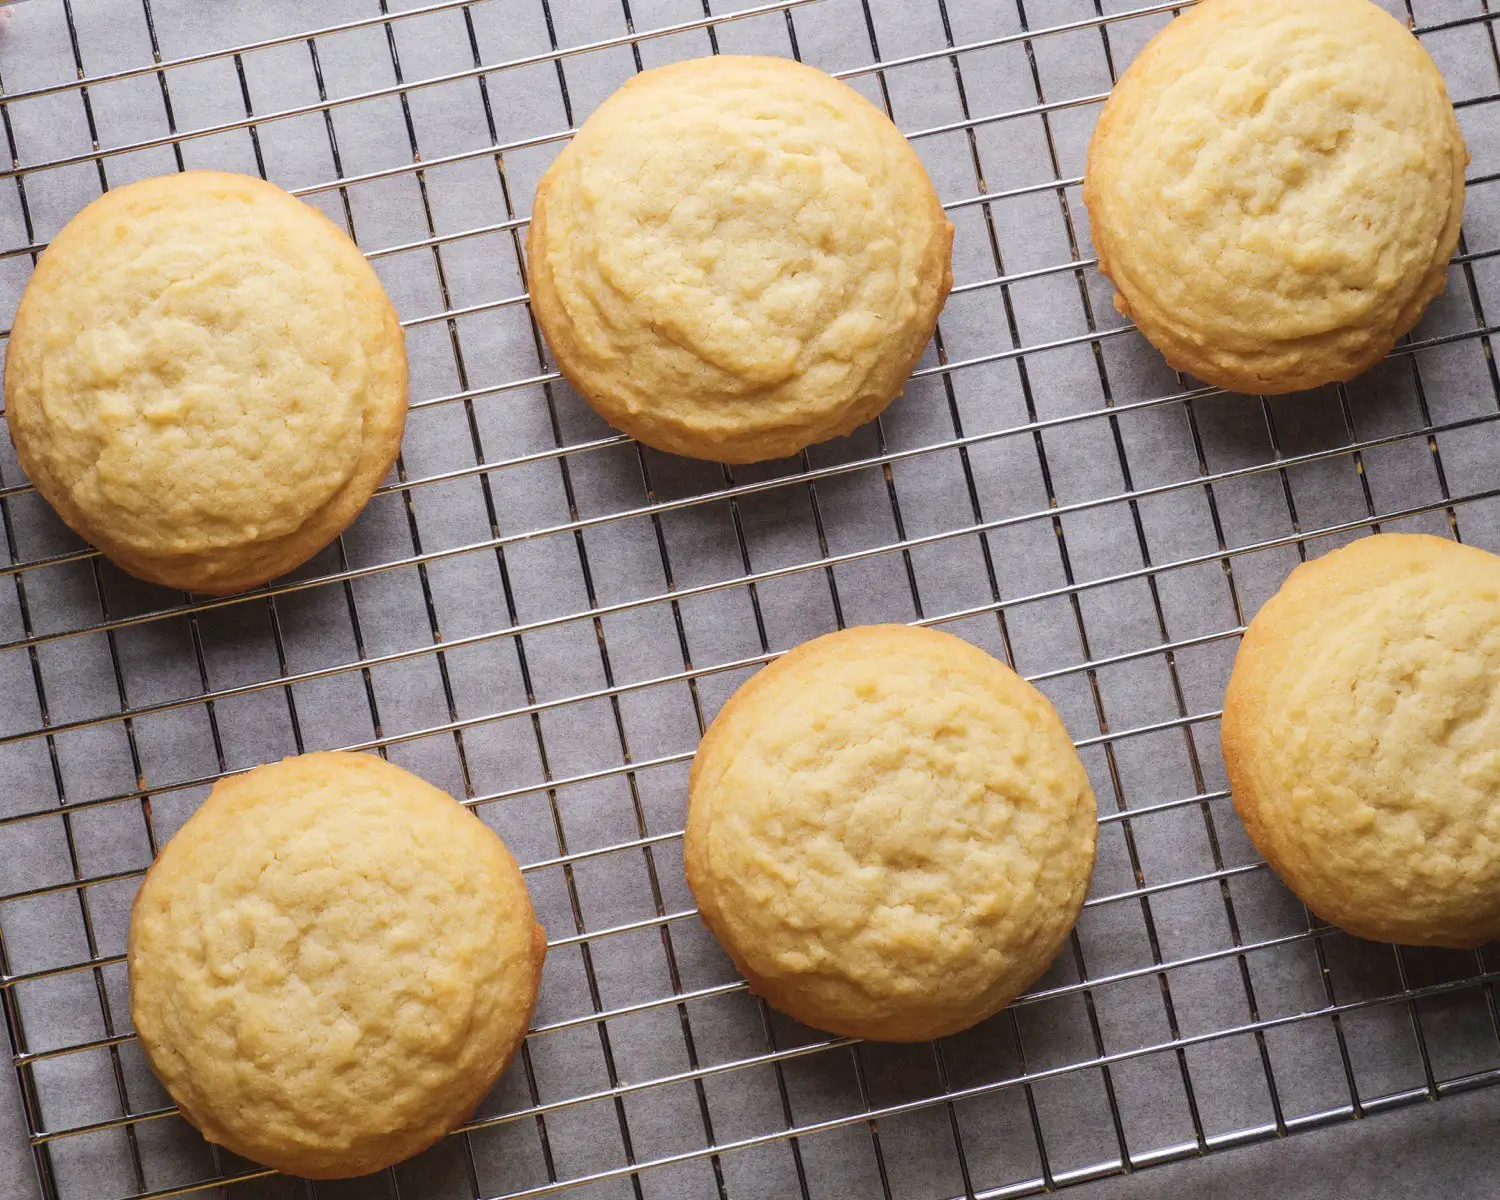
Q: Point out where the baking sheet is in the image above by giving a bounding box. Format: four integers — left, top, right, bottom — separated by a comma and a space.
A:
1, 1, 1499, 1197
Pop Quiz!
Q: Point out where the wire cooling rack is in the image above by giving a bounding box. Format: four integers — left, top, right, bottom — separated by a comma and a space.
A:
1, 0, 1500, 1198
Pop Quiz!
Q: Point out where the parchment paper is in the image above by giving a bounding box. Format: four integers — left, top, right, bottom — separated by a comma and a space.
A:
0, 1, 1498, 1198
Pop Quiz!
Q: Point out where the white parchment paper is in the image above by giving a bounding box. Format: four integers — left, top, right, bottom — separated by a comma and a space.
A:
0, 1, 1498, 1198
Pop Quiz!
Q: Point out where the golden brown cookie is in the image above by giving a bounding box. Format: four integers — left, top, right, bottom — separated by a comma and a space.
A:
684, 624, 1097, 1041
527, 55, 953, 463
1222, 533, 1500, 947
5, 171, 407, 594
128, 752, 544, 1179
1084, 0, 1465, 394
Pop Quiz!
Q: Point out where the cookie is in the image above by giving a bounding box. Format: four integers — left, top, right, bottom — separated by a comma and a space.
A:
128, 752, 545, 1179
1083, 0, 1465, 395
1222, 533, 1500, 947
5, 171, 408, 594
527, 55, 953, 463
684, 624, 1097, 1041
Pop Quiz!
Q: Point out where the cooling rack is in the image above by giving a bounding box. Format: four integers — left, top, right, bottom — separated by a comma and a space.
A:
1, 0, 1499, 1198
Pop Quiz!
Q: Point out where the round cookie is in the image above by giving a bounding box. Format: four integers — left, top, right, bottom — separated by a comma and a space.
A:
128, 752, 545, 1179
1222, 533, 1500, 948
684, 624, 1097, 1042
527, 55, 953, 464
1083, 0, 1466, 395
5, 171, 408, 594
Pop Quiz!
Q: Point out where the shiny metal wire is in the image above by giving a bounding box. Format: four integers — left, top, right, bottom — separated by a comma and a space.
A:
2, 1, 1500, 1198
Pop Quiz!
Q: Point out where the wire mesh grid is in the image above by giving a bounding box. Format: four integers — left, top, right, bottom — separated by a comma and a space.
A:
0, 0, 1499, 1197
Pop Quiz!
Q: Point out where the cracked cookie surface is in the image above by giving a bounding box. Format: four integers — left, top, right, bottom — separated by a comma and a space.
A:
1222, 534, 1500, 947
128, 751, 544, 1179
1083, 0, 1465, 394
5, 171, 407, 593
685, 624, 1097, 1041
527, 55, 952, 463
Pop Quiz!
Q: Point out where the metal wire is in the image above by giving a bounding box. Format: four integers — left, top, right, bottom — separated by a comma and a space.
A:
2, 1, 1500, 1198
